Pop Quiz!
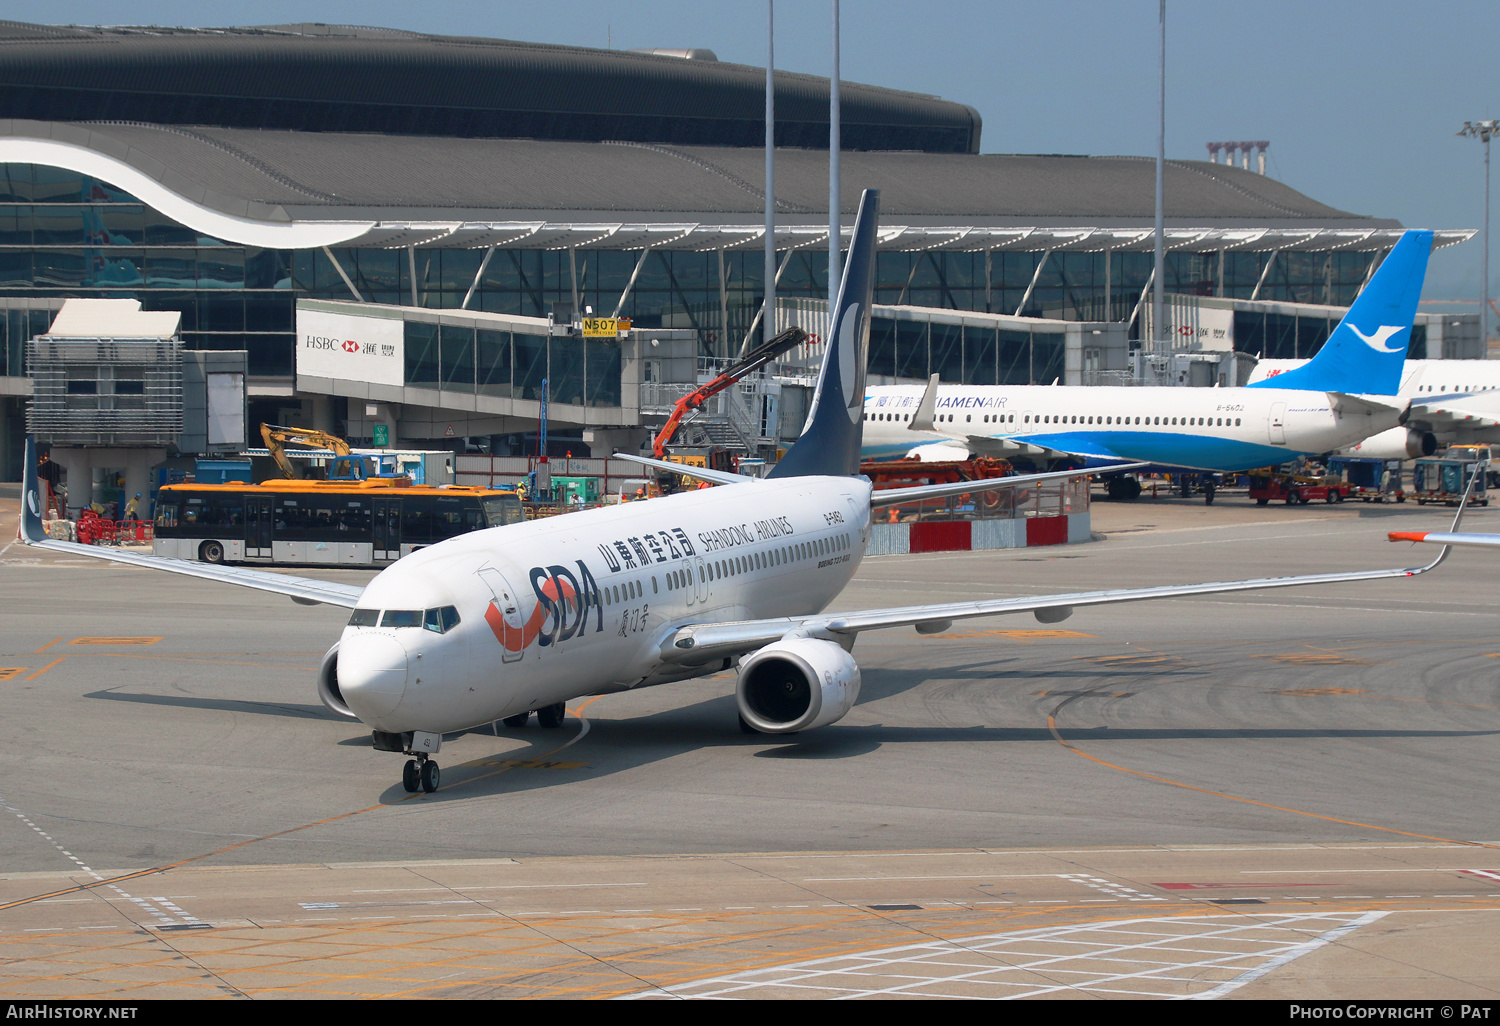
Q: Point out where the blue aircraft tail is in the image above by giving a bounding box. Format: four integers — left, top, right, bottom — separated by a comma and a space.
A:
19, 435, 47, 544
1246, 229, 1432, 395
768, 188, 879, 479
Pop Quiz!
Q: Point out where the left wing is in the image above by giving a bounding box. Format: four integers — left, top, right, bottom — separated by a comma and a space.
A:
1389, 531, 1500, 549
19, 437, 364, 609
662, 475, 1478, 667
658, 551, 1451, 667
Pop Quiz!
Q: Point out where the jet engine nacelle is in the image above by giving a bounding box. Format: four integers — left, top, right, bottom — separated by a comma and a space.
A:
317, 642, 362, 721
737, 637, 862, 733
1338, 426, 1437, 460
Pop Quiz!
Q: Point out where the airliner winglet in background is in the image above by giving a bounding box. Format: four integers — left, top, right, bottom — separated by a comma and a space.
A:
862, 230, 1434, 478
19, 194, 1455, 795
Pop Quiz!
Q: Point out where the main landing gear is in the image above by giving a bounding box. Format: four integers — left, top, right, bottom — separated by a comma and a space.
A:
402, 754, 440, 794
500, 702, 567, 729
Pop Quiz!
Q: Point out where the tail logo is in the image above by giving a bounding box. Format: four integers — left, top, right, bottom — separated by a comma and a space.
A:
837, 302, 863, 421
1350, 324, 1405, 354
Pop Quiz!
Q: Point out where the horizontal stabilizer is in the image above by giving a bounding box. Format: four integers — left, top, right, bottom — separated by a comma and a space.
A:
612, 452, 755, 486
869, 462, 1143, 509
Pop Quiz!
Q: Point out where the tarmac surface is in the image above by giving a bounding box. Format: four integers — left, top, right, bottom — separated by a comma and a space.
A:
2, 483, 1499, 999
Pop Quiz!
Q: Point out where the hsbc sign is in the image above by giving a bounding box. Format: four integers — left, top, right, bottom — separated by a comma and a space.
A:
296, 308, 405, 387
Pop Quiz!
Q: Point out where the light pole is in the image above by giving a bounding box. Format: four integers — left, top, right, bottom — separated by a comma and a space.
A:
1458, 120, 1498, 349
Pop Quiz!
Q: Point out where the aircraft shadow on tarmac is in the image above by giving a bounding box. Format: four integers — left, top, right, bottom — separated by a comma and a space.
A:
83, 686, 332, 720
370, 685, 1499, 804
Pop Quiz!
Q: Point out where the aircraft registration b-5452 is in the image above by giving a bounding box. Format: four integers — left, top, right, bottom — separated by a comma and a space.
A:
19, 191, 1460, 794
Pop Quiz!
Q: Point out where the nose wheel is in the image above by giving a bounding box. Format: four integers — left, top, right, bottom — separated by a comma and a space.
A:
402, 755, 441, 794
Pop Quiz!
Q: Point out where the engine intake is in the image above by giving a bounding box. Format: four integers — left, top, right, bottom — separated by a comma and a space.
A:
737, 637, 862, 733
317, 643, 361, 721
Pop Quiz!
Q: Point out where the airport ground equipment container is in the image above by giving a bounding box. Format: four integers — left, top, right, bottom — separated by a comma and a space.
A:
1327, 456, 1405, 502
1412, 456, 1490, 506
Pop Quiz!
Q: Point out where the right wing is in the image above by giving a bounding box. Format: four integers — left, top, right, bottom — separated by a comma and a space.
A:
19, 437, 364, 609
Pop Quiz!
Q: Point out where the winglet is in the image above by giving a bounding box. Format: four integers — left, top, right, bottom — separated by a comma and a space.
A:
909, 374, 940, 433
20, 435, 48, 545
1246, 229, 1432, 396
1384, 458, 1484, 573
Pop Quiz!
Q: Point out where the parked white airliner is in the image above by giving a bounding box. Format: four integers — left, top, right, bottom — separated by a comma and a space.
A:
863, 231, 1434, 475
1250, 358, 1500, 459
19, 193, 1456, 794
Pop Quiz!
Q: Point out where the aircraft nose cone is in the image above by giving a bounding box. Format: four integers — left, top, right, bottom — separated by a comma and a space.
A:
338, 634, 408, 720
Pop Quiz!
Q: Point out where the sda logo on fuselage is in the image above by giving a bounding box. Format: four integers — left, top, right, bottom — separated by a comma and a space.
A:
483, 560, 603, 653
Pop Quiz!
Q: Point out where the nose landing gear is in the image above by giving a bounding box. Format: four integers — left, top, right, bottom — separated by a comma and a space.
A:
402, 755, 441, 794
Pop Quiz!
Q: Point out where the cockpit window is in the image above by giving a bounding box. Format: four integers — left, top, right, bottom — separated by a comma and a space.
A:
348, 608, 380, 627
423, 606, 462, 633
380, 609, 421, 628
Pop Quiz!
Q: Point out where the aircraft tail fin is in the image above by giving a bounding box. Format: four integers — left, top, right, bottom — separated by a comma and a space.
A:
19, 435, 47, 545
767, 189, 879, 479
1246, 229, 1432, 396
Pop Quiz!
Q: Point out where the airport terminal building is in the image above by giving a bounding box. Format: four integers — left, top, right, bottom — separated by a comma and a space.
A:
0, 19, 1475, 478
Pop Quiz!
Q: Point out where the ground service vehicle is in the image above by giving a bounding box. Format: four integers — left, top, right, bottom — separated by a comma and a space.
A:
1248, 469, 1352, 505
153, 478, 524, 565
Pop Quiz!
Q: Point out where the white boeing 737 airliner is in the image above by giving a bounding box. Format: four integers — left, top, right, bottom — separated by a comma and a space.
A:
1250, 358, 1500, 460
862, 230, 1433, 475
19, 192, 1457, 794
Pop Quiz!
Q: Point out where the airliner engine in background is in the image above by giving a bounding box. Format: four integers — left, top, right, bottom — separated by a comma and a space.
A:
19, 194, 1454, 795
863, 231, 1434, 477
1249, 358, 1500, 460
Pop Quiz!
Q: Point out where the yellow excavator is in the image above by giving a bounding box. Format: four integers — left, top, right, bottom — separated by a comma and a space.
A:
260, 424, 385, 482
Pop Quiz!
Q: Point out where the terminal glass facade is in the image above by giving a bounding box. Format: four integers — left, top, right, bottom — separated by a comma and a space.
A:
0, 162, 1388, 385
400, 319, 622, 408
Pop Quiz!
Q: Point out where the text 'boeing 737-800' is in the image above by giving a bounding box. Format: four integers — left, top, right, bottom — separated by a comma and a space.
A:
18, 193, 1458, 794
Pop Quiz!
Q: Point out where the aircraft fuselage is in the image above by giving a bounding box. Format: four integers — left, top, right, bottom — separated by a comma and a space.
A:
334, 477, 874, 735
861, 384, 1401, 472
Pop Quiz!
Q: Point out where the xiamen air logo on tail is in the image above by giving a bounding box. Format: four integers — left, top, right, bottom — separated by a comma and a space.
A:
1350, 325, 1405, 353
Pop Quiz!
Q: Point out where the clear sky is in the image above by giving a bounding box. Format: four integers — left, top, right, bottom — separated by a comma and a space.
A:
13, 1, 1500, 301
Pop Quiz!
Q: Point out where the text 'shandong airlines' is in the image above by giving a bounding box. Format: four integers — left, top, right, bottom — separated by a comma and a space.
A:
862, 230, 1434, 473
19, 196, 1454, 794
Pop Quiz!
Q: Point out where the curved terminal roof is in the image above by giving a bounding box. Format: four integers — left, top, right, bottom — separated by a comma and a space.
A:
0, 119, 1471, 254
0, 20, 980, 154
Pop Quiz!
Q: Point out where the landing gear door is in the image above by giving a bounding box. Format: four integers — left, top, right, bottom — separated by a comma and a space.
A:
477, 564, 528, 664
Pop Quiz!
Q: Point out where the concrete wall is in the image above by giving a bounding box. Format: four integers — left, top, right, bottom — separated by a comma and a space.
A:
868, 512, 1090, 556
